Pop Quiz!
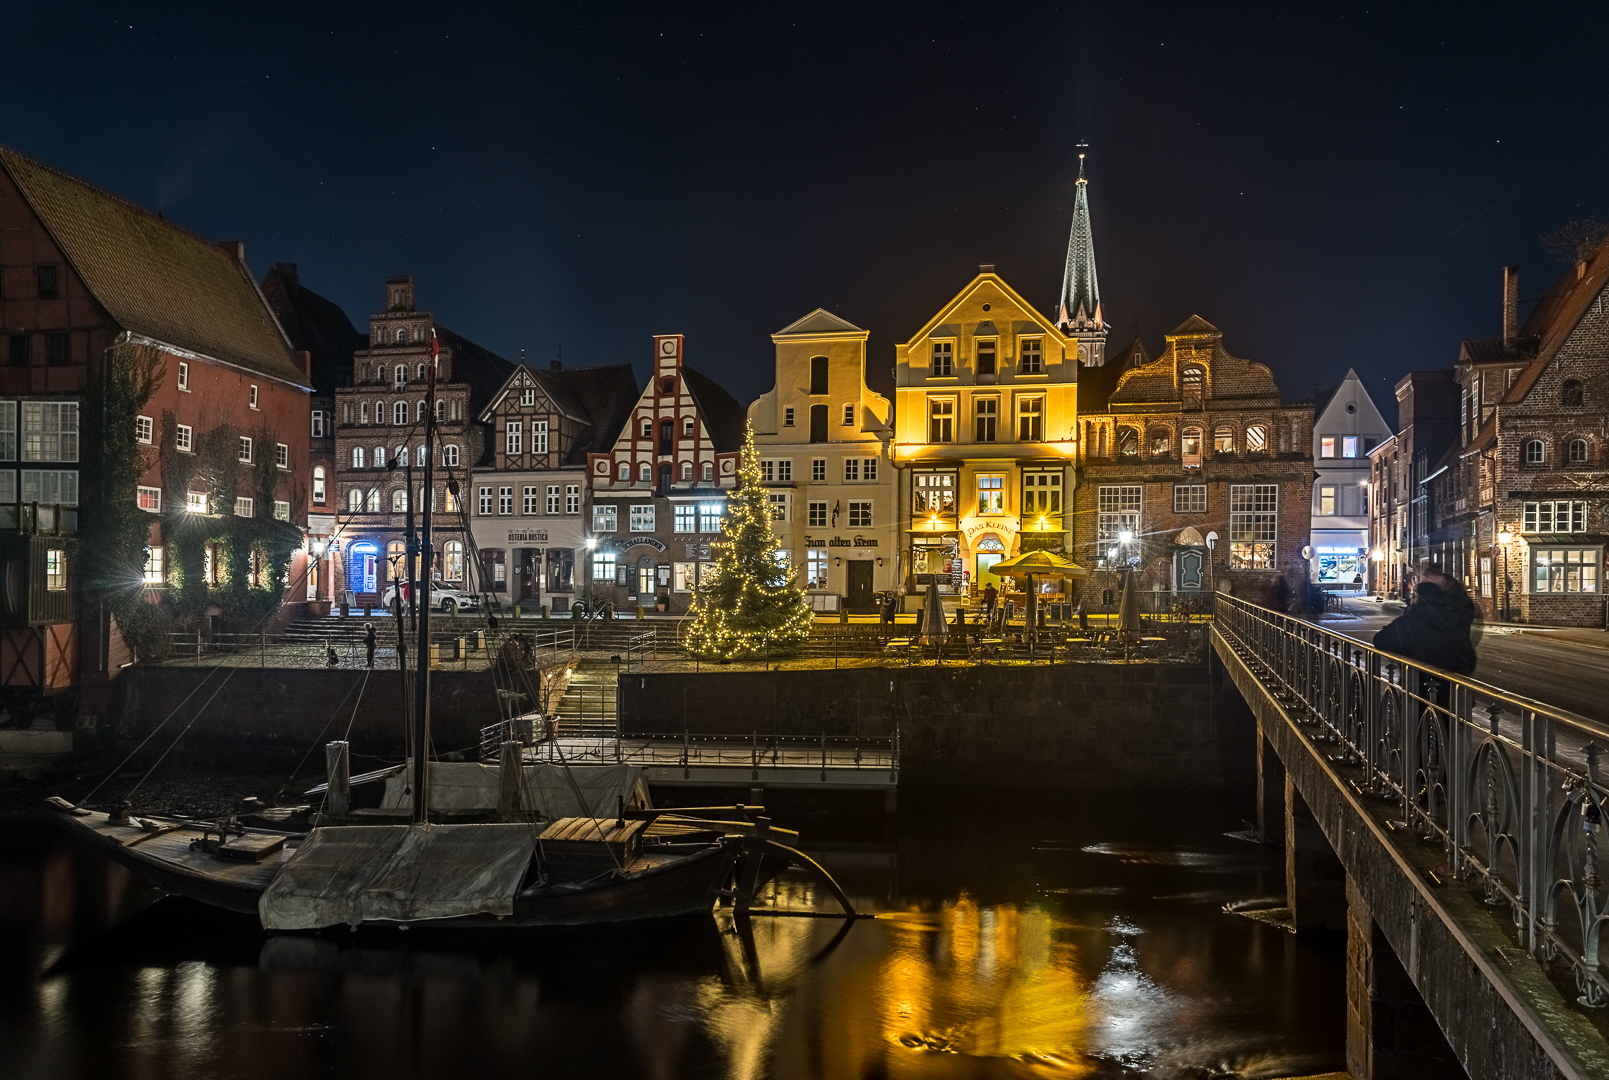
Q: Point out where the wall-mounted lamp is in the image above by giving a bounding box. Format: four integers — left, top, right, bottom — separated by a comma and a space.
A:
585, 537, 596, 550
311, 540, 327, 556
1497, 531, 1513, 545
834, 556, 842, 567
877, 557, 884, 567
1118, 530, 1134, 544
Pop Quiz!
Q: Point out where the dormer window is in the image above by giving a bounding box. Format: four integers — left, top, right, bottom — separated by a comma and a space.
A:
640, 418, 652, 439
520, 388, 536, 407
1182, 366, 1205, 410
683, 417, 695, 438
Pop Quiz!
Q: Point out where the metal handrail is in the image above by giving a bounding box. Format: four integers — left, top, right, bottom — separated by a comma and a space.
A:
1214, 592, 1609, 1008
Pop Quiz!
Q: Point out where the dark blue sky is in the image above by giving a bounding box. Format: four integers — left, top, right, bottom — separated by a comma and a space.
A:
5, 2, 1605, 412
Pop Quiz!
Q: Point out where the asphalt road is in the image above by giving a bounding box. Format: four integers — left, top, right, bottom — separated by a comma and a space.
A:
1309, 600, 1609, 724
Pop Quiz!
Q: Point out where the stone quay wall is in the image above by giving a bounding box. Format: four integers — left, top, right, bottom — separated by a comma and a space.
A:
618, 662, 1256, 789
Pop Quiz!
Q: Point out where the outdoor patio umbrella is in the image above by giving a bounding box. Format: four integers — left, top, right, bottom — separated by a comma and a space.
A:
1117, 572, 1143, 636
991, 550, 1087, 633
921, 581, 947, 647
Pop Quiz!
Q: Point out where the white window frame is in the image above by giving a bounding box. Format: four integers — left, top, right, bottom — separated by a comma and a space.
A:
524, 485, 540, 515
235, 496, 254, 518
566, 485, 580, 514
593, 504, 618, 532
478, 486, 493, 515
808, 501, 828, 528
187, 491, 208, 513
276, 442, 289, 469
674, 504, 696, 533
506, 421, 523, 455
238, 436, 252, 463
812, 459, 826, 482
1172, 483, 1206, 514
546, 485, 561, 515
137, 486, 161, 512
532, 420, 548, 455
630, 503, 656, 531
847, 501, 872, 528
249, 384, 259, 410
176, 424, 192, 453
1018, 337, 1043, 374
1530, 546, 1601, 594
498, 486, 513, 515
274, 500, 290, 521
1523, 501, 1587, 534
768, 491, 789, 522
312, 410, 325, 438
177, 363, 189, 391
1097, 485, 1142, 545
135, 415, 153, 444
1229, 484, 1278, 569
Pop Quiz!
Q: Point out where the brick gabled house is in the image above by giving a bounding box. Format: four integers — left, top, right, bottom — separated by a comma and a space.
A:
585, 334, 744, 614
1073, 316, 1313, 608
331, 277, 512, 604
470, 358, 638, 611
0, 145, 313, 717
1431, 252, 1609, 625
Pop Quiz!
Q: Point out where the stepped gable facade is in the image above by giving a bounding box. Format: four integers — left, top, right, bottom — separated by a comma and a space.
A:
0, 144, 312, 712
330, 276, 512, 603
470, 357, 639, 610
1429, 250, 1609, 625
1073, 316, 1313, 606
585, 334, 744, 615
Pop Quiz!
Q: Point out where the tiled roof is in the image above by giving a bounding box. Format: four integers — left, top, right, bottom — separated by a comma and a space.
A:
1458, 337, 1538, 365
260, 263, 365, 395
682, 365, 746, 452
1077, 336, 1145, 414
0, 145, 306, 386
436, 326, 514, 416
554, 364, 640, 456
1500, 245, 1609, 405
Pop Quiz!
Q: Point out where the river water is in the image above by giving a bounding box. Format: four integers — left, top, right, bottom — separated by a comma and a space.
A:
0, 787, 1344, 1079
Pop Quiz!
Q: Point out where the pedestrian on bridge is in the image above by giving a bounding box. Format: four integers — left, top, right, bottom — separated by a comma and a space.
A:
364, 622, 377, 669
1372, 560, 1477, 675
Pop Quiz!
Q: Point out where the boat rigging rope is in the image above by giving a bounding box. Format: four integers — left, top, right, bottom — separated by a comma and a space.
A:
276, 671, 367, 796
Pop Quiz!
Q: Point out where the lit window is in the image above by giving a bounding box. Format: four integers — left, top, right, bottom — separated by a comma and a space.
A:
977, 474, 1004, 514
1342, 436, 1358, 458
137, 486, 161, 512
593, 505, 618, 532
806, 548, 829, 588
135, 415, 153, 444
1532, 547, 1600, 594
673, 562, 695, 592
914, 472, 956, 514
313, 467, 326, 505
238, 436, 252, 463
675, 504, 695, 532
591, 550, 617, 583
45, 548, 65, 591
1213, 426, 1235, 454
444, 540, 464, 581
275, 443, 289, 469
1097, 485, 1142, 544
143, 545, 164, 585
352, 447, 366, 468
630, 503, 655, 531
1229, 484, 1278, 569
698, 502, 724, 533
1023, 472, 1062, 514
848, 501, 872, 528
1320, 437, 1336, 458
274, 500, 290, 521
392, 489, 408, 512
1246, 425, 1267, 452
1319, 486, 1337, 515
349, 488, 363, 512
366, 488, 380, 512
235, 496, 254, 518
22, 402, 78, 462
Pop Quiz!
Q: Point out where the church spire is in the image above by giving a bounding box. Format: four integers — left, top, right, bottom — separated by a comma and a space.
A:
1057, 151, 1106, 363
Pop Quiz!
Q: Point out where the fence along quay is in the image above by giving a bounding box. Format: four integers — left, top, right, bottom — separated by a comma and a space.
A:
1212, 592, 1609, 1080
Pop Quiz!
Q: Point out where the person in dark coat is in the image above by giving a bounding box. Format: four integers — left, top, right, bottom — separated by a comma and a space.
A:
364, 622, 378, 669
1372, 562, 1478, 675
982, 582, 998, 622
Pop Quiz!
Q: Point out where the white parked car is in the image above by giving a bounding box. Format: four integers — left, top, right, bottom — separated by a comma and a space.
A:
380, 581, 481, 616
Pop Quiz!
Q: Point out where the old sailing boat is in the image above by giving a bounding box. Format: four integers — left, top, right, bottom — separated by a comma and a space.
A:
49, 333, 848, 930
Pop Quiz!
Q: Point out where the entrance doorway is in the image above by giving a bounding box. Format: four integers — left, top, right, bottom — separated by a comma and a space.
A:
637, 556, 655, 599
846, 559, 874, 611
1174, 547, 1205, 591
974, 534, 1006, 591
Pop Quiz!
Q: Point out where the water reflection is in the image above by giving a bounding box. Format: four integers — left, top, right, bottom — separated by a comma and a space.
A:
0, 789, 1344, 1079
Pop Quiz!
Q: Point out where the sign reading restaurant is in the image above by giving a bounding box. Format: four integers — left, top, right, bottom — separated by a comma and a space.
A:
803, 535, 880, 548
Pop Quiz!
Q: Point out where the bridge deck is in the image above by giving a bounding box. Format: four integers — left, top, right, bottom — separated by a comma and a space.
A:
523, 737, 898, 790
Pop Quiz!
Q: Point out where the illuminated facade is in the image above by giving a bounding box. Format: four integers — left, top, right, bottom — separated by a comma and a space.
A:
748, 309, 895, 612
892, 268, 1080, 596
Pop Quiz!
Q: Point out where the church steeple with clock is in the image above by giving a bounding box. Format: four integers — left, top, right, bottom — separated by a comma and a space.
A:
1057, 151, 1107, 367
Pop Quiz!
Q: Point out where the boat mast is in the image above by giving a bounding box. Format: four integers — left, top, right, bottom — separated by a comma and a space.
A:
412, 332, 438, 824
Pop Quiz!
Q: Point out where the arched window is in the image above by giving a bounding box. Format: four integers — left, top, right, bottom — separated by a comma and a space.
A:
416, 364, 426, 381
360, 402, 371, 424
1181, 427, 1202, 461
375, 445, 387, 467
1563, 380, 1584, 407
415, 400, 426, 422
660, 419, 673, 454
443, 444, 460, 467
394, 446, 406, 467
392, 489, 408, 512
1245, 424, 1268, 452
312, 466, 326, 505
1116, 427, 1139, 456
386, 540, 407, 583
639, 463, 651, 483
618, 461, 630, 481
374, 400, 386, 421
1214, 425, 1236, 454
702, 462, 713, 482
348, 488, 362, 512
683, 417, 695, 437
435, 399, 446, 422
640, 418, 652, 439
416, 445, 427, 467
397, 328, 410, 345
680, 462, 692, 481
1525, 439, 1545, 465
393, 401, 407, 425
352, 447, 365, 468
366, 488, 381, 512
1149, 428, 1171, 456
394, 365, 407, 389
443, 540, 464, 581
1181, 366, 1205, 409
1569, 438, 1589, 465
443, 486, 458, 513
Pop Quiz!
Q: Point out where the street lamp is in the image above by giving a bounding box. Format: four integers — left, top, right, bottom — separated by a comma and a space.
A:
1497, 531, 1513, 622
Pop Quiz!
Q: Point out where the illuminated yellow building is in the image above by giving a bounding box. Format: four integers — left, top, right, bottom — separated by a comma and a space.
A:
893, 265, 1090, 596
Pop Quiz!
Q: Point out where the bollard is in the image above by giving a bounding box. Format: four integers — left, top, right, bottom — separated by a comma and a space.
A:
325, 740, 351, 817
636, 605, 644, 620
429, 643, 440, 670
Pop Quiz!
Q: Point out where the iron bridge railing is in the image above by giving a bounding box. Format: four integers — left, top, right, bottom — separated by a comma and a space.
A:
1215, 593, 1609, 1009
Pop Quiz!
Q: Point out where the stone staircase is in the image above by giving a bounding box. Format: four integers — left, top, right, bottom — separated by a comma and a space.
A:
552, 658, 618, 737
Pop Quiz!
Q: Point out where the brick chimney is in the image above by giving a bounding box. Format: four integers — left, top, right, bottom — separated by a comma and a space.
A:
1502, 266, 1519, 346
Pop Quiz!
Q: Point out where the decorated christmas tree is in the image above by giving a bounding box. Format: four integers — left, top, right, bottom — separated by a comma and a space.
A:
684, 421, 814, 659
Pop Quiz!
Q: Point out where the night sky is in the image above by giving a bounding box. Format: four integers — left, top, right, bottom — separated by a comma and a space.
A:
5, 2, 1606, 412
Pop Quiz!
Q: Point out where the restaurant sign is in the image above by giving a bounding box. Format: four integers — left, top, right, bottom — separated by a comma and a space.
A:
803, 535, 880, 549
507, 530, 549, 543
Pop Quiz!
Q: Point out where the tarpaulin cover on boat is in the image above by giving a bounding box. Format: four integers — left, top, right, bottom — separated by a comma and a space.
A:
378, 762, 649, 816
259, 824, 534, 929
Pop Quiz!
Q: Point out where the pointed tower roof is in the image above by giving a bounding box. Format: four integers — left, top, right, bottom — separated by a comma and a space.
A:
1056, 153, 1103, 333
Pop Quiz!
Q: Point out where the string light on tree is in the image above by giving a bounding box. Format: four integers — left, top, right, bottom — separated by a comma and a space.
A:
684, 421, 814, 659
